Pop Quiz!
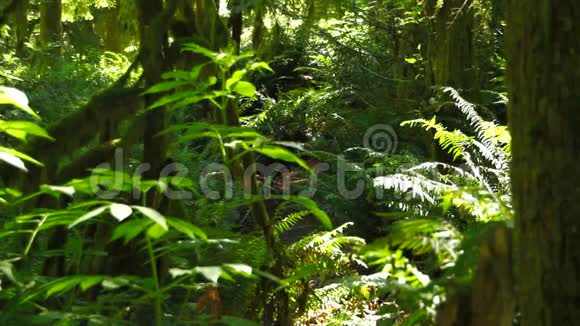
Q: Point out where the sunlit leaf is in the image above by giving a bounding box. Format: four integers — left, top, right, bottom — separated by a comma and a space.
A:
68, 206, 108, 229
111, 218, 151, 243
285, 196, 332, 229
224, 264, 252, 276
80, 276, 105, 291
0, 146, 43, 166
109, 203, 133, 222
0, 86, 40, 119
142, 80, 192, 95
233, 81, 256, 97
195, 266, 223, 284
0, 120, 53, 141
167, 217, 207, 240
133, 206, 168, 230
248, 62, 273, 72
41, 185, 76, 197
251, 145, 311, 171
0, 151, 27, 171
146, 223, 167, 239
225, 70, 247, 90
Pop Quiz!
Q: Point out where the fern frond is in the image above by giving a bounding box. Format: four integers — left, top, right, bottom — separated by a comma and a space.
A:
274, 210, 310, 235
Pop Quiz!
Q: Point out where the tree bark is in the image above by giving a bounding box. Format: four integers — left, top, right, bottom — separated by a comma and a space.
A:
39, 0, 62, 55
424, 0, 478, 97
138, 0, 169, 182
14, 0, 28, 57
506, 0, 580, 324
230, 0, 243, 54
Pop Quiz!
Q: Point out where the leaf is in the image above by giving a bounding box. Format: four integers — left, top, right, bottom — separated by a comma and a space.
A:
0, 121, 53, 141
286, 196, 332, 229
0, 86, 40, 119
0, 260, 18, 284
181, 43, 218, 62
405, 57, 417, 64
195, 266, 223, 284
142, 80, 192, 95
169, 268, 192, 278
68, 206, 108, 229
225, 70, 247, 90
41, 185, 75, 197
233, 81, 256, 97
0, 151, 27, 171
0, 146, 43, 166
46, 277, 82, 298
109, 203, 133, 222
80, 276, 105, 291
224, 264, 253, 276
252, 145, 311, 171
146, 223, 168, 239
111, 218, 151, 243
248, 62, 273, 72
167, 217, 207, 240
133, 206, 168, 230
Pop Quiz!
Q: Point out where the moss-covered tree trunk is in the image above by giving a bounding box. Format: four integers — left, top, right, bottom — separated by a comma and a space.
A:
424, 0, 478, 96
506, 0, 580, 324
14, 0, 28, 57
39, 0, 62, 55
138, 0, 168, 182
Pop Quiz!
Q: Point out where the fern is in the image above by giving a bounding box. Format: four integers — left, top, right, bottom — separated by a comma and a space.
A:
274, 210, 310, 235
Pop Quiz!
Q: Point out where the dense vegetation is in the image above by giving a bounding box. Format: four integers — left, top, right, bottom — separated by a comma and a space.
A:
0, 0, 578, 325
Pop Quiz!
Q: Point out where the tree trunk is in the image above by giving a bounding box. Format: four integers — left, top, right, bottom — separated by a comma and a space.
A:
230, 0, 243, 54
506, 0, 580, 324
39, 0, 62, 55
424, 0, 478, 97
14, 0, 28, 57
138, 0, 168, 182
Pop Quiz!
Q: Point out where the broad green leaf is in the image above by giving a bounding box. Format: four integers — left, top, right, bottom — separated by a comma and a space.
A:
0, 260, 18, 284
169, 268, 192, 278
224, 264, 252, 276
133, 206, 168, 230
142, 80, 192, 95
146, 91, 193, 110
0, 86, 40, 119
225, 69, 247, 90
195, 266, 223, 284
109, 203, 133, 222
80, 276, 105, 291
233, 81, 256, 97
181, 43, 218, 62
41, 185, 75, 197
167, 217, 207, 240
0, 146, 43, 166
111, 218, 152, 243
0, 151, 27, 171
248, 62, 273, 72
68, 206, 108, 229
146, 223, 167, 239
405, 57, 417, 64
252, 145, 311, 171
0, 120, 53, 141
46, 277, 82, 297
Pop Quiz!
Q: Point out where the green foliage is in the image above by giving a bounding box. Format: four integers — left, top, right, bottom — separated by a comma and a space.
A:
0, 0, 513, 323
365, 88, 512, 323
